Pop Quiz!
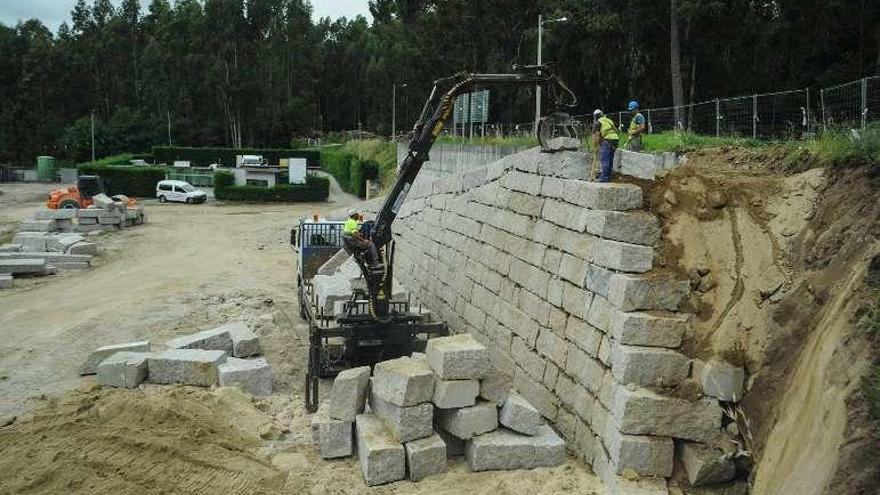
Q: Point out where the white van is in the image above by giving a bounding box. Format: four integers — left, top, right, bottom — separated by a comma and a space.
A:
156, 180, 208, 204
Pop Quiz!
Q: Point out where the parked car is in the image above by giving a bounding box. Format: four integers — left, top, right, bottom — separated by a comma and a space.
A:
156, 180, 208, 204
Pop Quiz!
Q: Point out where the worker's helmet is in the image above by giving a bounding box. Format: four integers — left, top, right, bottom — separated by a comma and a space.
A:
593, 109, 603, 117
347, 208, 359, 218
627, 100, 640, 111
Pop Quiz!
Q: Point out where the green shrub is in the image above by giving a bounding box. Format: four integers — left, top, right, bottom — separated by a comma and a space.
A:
213, 171, 329, 202
807, 126, 880, 166
320, 146, 380, 197
152, 146, 320, 168
77, 163, 167, 197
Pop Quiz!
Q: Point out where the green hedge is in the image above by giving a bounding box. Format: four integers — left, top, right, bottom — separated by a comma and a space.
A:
320, 147, 379, 197
153, 146, 320, 168
77, 163, 167, 197
213, 170, 329, 202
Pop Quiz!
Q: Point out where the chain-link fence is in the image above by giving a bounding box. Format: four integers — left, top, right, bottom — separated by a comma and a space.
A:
499, 75, 880, 142
821, 76, 880, 132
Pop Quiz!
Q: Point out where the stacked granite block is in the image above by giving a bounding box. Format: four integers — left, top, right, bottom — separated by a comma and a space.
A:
311, 334, 566, 487
82, 321, 271, 394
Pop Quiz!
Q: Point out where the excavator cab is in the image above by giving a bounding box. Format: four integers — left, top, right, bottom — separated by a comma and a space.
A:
77, 175, 105, 200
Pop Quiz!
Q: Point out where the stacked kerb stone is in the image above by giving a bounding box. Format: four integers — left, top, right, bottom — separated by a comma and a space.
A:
79, 321, 270, 395
311, 333, 566, 486
386, 147, 739, 494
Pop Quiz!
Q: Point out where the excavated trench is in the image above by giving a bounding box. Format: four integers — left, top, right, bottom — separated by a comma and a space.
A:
647, 150, 880, 494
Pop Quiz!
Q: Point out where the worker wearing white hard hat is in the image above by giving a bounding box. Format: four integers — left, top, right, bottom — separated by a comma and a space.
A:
342, 209, 380, 269
591, 109, 619, 182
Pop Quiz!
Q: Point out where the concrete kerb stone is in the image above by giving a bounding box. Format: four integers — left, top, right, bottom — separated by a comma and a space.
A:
426, 333, 491, 380
480, 369, 513, 406
372, 356, 434, 407
19, 219, 57, 232
603, 417, 674, 477
12, 232, 48, 252
437, 400, 498, 439
355, 413, 406, 486
679, 441, 737, 486
583, 210, 660, 246
433, 376, 479, 409
0, 259, 48, 275
699, 360, 745, 402
465, 425, 565, 471
610, 345, 690, 387
465, 428, 534, 471
609, 310, 687, 349
498, 391, 544, 435
570, 182, 643, 211
370, 387, 434, 443
611, 385, 722, 442
67, 241, 98, 256
221, 322, 261, 357
328, 366, 371, 421
311, 403, 354, 459
531, 424, 566, 467
218, 357, 273, 395
33, 209, 77, 220
80, 340, 151, 375
147, 349, 227, 386
165, 326, 234, 356
590, 239, 653, 273
405, 433, 447, 481
46, 233, 85, 253
607, 274, 689, 312
96, 351, 151, 388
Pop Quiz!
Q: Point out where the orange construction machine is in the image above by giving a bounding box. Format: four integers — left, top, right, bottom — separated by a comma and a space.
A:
47, 175, 137, 209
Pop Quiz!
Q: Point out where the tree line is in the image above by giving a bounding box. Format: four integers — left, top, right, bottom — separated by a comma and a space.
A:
0, 0, 877, 164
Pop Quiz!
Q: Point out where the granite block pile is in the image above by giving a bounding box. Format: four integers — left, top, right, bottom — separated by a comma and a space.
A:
310, 333, 565, 486
0, 203, 146, 289
79, 321, 271, 395
311, 254, 409, 318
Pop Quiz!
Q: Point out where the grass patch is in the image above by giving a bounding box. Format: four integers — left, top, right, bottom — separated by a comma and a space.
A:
641, 131, 767, 153
804, 126, 880, 167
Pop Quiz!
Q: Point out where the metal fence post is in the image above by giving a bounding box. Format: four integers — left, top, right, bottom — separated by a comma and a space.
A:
646, 109, 652, 134
862, 77, 868, 132
715, 99, 720, 138
752, 94, 758, 139
820, 88, 826, 133
805, 88, 811, 134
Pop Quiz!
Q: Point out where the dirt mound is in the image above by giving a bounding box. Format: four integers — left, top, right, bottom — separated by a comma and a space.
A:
647, 148, 880, 494
0, 385, 286, 495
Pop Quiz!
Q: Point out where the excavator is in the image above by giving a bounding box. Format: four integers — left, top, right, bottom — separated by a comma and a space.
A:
297, 65, 579, 412
46, 175, 139, 210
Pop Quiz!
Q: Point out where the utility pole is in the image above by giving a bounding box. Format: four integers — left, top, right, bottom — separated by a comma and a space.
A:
535, 14, 542, 133
534, 15, 568, 132
90, 110, 96, 164
392, 82, 407, 140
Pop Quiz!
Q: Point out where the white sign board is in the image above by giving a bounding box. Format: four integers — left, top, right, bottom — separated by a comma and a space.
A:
288, 158, 307, 184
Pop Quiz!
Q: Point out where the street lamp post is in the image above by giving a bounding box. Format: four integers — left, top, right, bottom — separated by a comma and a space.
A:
392, 82, 407, 140
535, 15, 568, 131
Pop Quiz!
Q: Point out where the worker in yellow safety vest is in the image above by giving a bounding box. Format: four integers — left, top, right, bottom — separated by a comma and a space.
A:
342, 209, 380, 268
626, 100, 647, 151
591, 109, 619, 182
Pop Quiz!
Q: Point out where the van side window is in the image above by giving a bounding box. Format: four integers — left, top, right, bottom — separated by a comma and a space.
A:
159, 184, 172, 191
174, 186, 186, 193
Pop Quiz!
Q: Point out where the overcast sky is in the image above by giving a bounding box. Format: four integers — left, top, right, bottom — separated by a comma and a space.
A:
0, 0, 371, 32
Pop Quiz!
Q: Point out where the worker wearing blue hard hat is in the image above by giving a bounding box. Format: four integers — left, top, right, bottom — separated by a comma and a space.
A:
626, 100, 647, 152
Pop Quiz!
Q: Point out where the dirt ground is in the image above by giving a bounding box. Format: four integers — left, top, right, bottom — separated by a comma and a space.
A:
0, 183, 605, 495
647, 152, 880, 495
